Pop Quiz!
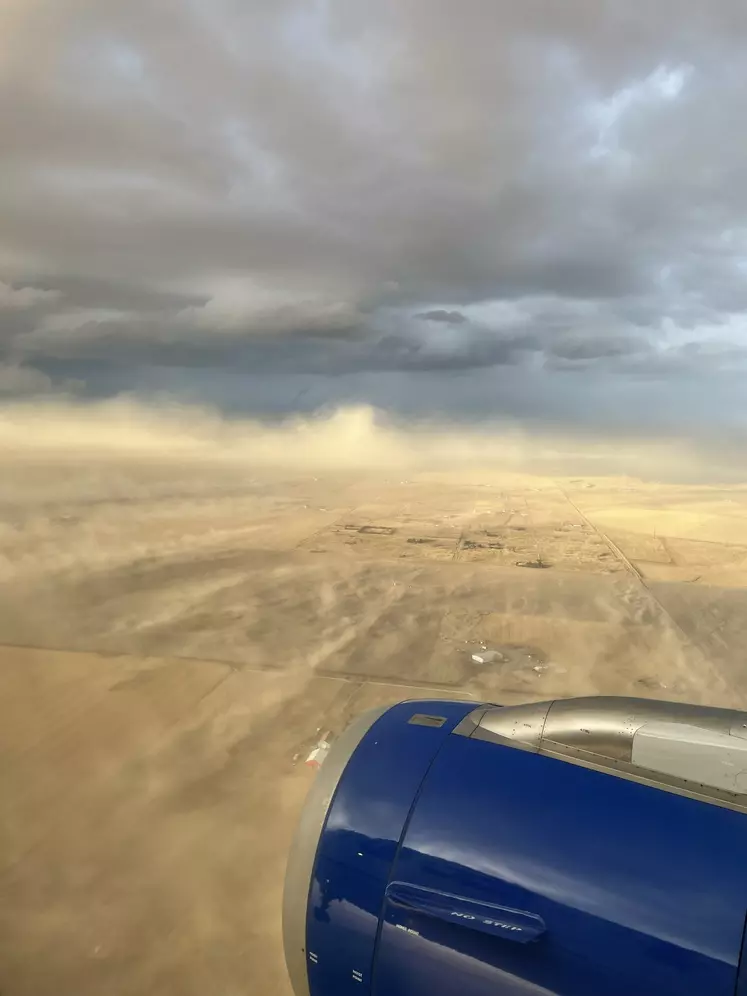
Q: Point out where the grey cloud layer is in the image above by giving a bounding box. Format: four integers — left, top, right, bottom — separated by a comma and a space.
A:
1, 1, 747, 428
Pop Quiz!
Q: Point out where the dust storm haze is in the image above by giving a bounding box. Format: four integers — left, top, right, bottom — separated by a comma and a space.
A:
2, 397, 746, 476
4, 1, 747, 994
4, 402, 747, 995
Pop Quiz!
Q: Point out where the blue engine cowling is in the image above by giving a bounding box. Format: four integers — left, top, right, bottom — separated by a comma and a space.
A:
283, 697, 747, 996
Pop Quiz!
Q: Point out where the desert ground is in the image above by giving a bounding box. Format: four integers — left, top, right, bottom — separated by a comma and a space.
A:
2, 443, 747, 995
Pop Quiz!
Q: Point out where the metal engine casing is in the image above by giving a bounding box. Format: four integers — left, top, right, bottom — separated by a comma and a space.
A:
284, 697, 747, 996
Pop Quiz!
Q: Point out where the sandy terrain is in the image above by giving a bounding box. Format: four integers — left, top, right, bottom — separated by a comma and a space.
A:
2, 449, 747, 995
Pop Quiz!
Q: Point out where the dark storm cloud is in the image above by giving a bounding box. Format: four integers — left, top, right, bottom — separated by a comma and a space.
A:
416, 311, 467, 325
547, 332, 652, 362
13, 312, 537, 376
3, 1, 747, 429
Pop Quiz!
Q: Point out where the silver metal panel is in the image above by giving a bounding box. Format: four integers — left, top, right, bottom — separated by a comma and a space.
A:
451, 706, 493, 738
461, 696, 747, 813
632, 722, 747, 793
408, 713, 448, 728
542, 696, 740, 762
282, 706, 389, 996
473, 700, 552, 749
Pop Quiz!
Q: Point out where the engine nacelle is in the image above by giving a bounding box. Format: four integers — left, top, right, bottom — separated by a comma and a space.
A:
283, 697, 747, 996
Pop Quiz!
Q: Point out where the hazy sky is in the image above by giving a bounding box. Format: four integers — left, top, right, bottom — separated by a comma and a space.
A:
2, 1, 747, 434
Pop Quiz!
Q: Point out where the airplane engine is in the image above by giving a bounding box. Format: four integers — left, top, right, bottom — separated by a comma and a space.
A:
283, 697, 747, 996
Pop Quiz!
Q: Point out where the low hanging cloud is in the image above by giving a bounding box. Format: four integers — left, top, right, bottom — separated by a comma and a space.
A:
0, 281, 60, 311
416, 310, 468, 325
2, 1, 747, 435
176, 283, 362, 336
0, 363, 54, 397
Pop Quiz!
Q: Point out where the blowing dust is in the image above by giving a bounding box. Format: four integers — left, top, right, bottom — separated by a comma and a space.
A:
0, 396, 741, 707
0, 397, 744, 486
